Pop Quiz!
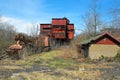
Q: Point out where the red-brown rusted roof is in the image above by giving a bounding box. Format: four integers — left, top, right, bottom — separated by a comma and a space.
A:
88, 32, 120, 45
93, 32, 120, 43
82, 32, 120, 45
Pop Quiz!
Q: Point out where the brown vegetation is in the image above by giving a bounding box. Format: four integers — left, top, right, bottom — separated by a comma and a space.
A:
58, 35, 86, 59
0, 23, 16, 52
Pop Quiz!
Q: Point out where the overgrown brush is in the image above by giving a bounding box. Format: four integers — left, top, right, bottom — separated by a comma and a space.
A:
0, 24, 16, 52
59, 35, 85, 59
115, 49, 120, 62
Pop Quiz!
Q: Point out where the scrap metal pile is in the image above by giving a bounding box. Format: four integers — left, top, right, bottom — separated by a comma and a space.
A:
0, 17, 75, 60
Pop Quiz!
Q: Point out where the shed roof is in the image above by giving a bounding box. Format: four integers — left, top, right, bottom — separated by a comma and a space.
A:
93, 32, 120, 42
82, 32, 120, 45
81, 37, 95, 44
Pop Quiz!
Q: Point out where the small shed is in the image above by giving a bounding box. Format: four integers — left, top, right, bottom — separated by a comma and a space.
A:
82, 32, 120, 59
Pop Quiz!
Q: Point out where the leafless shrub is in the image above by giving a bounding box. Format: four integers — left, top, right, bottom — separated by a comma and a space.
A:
0, 22, 16, 51
59, 35, 86, 59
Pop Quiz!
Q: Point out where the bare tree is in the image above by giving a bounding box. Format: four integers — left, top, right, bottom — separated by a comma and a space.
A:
110, 5, 120, 28
29, 24, 39, 37
82, 12, 94, 37
82, 0, 101, 37
0, 21, 16, 51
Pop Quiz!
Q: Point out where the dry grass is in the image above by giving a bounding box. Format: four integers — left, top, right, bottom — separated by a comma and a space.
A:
10, 72, 72, 80
0, 50, 76, 69
8, 63, 105, 80
58, 35, 85, 59
0, 50, 120, 80
58, 46, 79, 59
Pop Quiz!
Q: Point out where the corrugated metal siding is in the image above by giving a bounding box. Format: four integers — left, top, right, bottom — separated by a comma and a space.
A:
67, 24, 74, 30
40, 18, 74, 40
52, 19, 67, 25
67, 24, 74, 39
44, 36, 49, 46
68, 31, 74, 39
52, 31, 66, 39
40, 24, 51, 35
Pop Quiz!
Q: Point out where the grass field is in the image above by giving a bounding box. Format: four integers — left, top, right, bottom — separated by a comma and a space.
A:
0, 50, 120, 80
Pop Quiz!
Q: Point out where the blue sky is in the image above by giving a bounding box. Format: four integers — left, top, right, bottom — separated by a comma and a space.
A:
0, 0, 119, 34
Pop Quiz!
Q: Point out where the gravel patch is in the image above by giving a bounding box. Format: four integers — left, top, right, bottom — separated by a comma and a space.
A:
93, 62, 120, 80
0, 65, 54, 78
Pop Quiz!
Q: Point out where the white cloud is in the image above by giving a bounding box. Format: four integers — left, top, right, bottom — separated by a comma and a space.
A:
74, 29, 84, 35
0, 16, 80, 36
0, 16, 34, 34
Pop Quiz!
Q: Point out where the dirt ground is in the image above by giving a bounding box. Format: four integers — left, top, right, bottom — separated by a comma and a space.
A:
0, 50, 120, 80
